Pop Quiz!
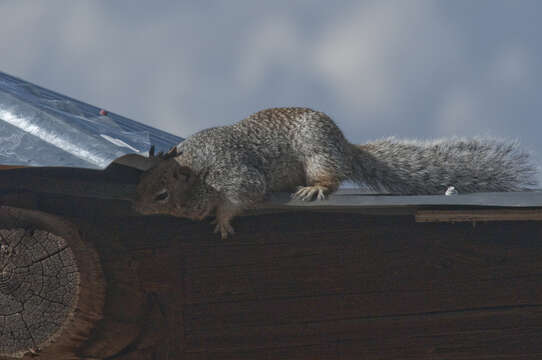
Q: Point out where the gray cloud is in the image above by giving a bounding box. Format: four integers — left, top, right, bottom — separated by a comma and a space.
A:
312, 0, 462, 135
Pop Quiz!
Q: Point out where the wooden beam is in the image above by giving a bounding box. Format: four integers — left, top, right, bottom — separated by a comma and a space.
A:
416, 208, 542, 223
0, 165, 26, 170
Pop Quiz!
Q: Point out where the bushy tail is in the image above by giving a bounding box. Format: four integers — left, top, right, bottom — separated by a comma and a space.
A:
350, 137, 538, 194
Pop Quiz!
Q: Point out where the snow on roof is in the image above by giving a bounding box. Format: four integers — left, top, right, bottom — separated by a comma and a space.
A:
0, 71, 182, 169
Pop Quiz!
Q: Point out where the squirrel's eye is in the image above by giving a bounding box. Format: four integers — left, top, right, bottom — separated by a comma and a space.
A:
154, 190, 169, 202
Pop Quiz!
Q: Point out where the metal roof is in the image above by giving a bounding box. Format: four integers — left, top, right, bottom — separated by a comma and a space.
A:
0, 71, 182, 169
270, 189, 542, 208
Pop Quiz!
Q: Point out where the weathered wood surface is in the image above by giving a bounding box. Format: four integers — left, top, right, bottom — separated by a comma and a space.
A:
1, 181, 542, 358
2, 196, 542, 359
417, 208, 542, 222
0, 207, 104, 359
0, 228, 80, 357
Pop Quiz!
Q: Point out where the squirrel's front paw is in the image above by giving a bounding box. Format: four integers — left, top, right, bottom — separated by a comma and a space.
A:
214, 220, 235, 239
291, 185, 327, 201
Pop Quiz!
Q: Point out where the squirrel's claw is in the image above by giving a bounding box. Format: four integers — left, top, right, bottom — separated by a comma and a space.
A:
214, 221, 235, 239
292, 185, 327, 201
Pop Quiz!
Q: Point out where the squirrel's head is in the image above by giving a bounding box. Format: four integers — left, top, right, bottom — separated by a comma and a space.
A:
133, 158, 197, 217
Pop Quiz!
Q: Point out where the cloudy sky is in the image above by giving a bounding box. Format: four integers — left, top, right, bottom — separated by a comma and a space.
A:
1, 1, 541, 169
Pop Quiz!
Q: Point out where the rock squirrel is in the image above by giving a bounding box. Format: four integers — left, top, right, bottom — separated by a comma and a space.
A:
134, 107, 538, 238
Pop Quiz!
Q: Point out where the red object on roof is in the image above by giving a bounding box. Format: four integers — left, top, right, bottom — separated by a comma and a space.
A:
99, 109, 108, 116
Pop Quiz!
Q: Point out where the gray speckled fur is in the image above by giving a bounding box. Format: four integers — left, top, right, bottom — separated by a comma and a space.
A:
136, 107, 538, 238
356, 137, 537, 194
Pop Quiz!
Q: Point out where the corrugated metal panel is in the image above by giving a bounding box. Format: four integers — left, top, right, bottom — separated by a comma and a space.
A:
0, 71, 182, 169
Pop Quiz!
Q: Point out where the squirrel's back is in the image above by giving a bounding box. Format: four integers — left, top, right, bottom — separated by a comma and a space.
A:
178, 107, 355, 192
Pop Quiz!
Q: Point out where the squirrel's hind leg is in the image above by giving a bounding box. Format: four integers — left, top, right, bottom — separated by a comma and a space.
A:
292, 181, 339, 201
292, 185, 328, 200
292, 166, 341, 201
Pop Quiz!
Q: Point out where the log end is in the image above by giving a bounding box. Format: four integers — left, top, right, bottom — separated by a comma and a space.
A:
0, 207, 104, 359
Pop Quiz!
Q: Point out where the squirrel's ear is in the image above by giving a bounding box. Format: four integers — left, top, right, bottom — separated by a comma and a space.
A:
173, 165, 195, 184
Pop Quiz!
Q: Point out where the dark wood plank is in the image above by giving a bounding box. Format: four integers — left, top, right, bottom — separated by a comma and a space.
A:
182, 216, 542, 304
183, 306, 542, 355
183, 344, 339, 360
184, 274, 542, 332
176, 214, 542, 358
417, 208, 542, 222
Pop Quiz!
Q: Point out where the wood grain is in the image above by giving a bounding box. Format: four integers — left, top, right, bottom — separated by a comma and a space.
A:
0, 207, 104, 360
0, 229, 79, 357
67, 211, 542, 359
416, 208, 542, 222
